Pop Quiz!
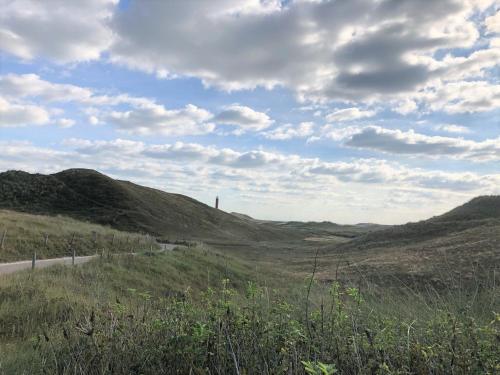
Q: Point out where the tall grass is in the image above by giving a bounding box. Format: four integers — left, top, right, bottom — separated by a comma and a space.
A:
0, 247, 498, 374
0, 210, 156, 262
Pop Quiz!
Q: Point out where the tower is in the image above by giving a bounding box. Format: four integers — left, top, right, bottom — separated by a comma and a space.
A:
215, 196, 219, 209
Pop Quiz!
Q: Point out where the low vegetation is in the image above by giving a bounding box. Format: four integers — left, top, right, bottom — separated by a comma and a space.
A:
0, 210, 156, 262
0, 247, 498, 374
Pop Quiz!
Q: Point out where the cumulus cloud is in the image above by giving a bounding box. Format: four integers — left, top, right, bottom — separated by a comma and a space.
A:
262, 122, 314, 140
485, 10, 500, 33
1, 73, 278, 136
433, 124, 472, 134
325, 108, 376, 122
0, 73, 151, 107
419, 80, 500, 113
107, 0, 497, 105
49, 137, 499, 193
0, 97, 49, 127
0, 0, 116, 62
0, 0, 497, 111
214, 105, 273, 133
345, 126, 500, 161
0, 73, 93, 102
107, 103, 215, 136
305, 159, 493, 191
56, 118, 76, 128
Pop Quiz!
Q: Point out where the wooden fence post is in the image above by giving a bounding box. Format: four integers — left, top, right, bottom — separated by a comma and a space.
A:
0, 229, 6, 250
69, 233, 76, 266
32, 251, 36, 270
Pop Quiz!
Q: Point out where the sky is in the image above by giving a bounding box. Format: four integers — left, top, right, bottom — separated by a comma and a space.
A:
0, 0, 499, 224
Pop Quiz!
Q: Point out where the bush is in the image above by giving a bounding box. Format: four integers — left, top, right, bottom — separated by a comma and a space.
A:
30, 280, 499, 375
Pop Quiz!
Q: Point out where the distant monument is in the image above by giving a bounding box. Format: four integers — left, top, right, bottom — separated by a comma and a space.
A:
215, 196, 219, 209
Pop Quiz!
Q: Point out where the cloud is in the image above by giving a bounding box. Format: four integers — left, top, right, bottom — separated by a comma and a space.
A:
0, 1, 497, 111
57, 118, 76, 128
0, 0, 116, 62
107, 0, 496, 105
0, 97, 49, 127
1, 73, 280, 136
314, 124, 363, 142
305, 158, 493, 191
485, 10, 500, 33
433, 124, 472, 134
345, 126, 500, 161
106, 103, 215, 136
420, 80, 500, 113
325, 108, 376, 122
262, 122, 314, 140
214, 105, 273, 133
52, 137, 499, 193
0, 73, 93, 102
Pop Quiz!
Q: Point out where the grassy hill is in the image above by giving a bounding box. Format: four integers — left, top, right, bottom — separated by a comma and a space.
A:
0, 210, 158, 262
312, 196, 500, 288
336, 195, 500, 251
432, 195, 500, 222
0, 169, 293, 241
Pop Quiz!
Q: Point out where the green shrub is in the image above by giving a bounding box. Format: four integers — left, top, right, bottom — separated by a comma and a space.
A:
26, 281, 500, 375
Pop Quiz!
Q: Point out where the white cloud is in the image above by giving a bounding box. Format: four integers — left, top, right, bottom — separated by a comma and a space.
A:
392, 99, 418, 115
344, 126, 500, 161
56, 118, 76, 128
485, 10, 500, 33
262, 122, 314, 140
0, 97, 49, 127
433, 124, 472, 134
420, 80, 500, 113
325, 107, 376, 122
53, 137, 500, 192
315, 124, 363, 142
106, 103, 215, 136
107, 0, 497, 105
1, 73, 279, 137
88, 116, 100, 125
0, 1, 497, 112
214, 105, 273, 133
0, 0, 117, 62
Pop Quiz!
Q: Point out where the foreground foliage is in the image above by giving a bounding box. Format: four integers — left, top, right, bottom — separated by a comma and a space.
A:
0, 250, 498, 374
11, 284, 500, 373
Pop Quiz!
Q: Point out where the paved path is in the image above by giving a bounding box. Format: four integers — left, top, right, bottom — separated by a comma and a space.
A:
0, 255, 97, 276
0, 243, 180, 276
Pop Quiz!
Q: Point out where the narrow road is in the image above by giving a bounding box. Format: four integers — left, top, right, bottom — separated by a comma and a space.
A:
0, 255, 97, 276
0, 243, 179, 276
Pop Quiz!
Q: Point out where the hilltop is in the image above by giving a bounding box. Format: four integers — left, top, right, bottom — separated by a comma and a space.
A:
0, 169, 292, 241
432, 195, 500, 222
336, 195, 500, 251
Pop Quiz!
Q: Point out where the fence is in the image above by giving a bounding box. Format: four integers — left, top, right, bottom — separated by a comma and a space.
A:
0, 228, 159, 265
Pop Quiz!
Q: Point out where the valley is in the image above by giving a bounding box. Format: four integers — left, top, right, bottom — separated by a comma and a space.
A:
0, 169, 498, 374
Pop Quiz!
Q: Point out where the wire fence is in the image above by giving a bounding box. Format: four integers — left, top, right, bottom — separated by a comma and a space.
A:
0, 228, 159, 264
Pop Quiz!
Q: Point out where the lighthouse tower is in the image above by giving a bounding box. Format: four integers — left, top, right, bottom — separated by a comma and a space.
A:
215, 196, 219, 209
